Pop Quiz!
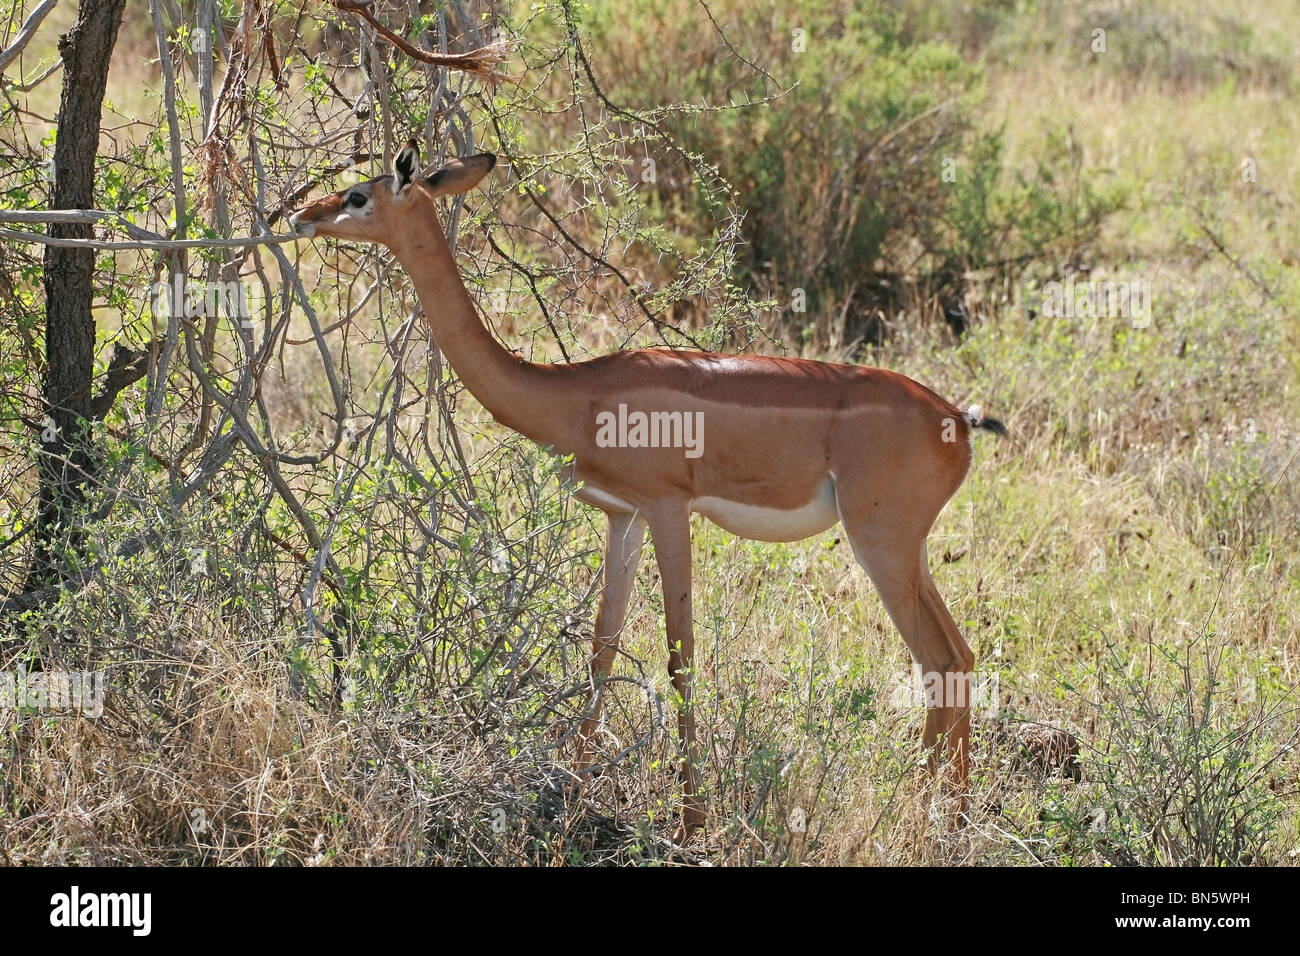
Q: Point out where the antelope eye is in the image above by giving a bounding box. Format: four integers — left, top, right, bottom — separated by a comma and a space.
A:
346, 192, 367, 208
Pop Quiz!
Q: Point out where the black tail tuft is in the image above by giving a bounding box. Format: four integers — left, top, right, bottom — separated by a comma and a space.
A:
964, 404, 1008, 438
974, 416, 1008, 438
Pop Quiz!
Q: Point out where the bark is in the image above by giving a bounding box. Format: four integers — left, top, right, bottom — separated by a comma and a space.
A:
29, 0, 128, 589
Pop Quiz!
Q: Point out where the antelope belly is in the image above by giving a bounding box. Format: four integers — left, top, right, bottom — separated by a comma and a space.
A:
692, 477, 838, 543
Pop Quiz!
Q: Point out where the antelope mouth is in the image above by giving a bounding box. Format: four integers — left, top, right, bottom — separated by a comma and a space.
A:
287, 211, 315, 237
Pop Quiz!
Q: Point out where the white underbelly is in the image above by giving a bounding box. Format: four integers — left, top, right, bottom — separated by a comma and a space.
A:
573, 477, 841, 544
573, 484, 639, 512
693, 476, 839, 542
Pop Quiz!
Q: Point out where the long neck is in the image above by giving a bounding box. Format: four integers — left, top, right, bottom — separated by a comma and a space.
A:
387, 196, 560, 445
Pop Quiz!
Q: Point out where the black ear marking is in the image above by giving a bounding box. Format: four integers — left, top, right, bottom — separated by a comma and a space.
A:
393, 138, 420, 192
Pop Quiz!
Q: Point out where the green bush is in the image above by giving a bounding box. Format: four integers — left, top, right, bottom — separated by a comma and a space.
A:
584, 0, 1125, 343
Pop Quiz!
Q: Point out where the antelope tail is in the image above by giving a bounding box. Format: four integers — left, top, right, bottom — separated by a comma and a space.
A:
964, 404, 1008, 438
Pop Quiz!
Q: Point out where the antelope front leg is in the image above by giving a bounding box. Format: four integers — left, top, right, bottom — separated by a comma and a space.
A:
648, 505, 704, 841
574, 512, 645, 775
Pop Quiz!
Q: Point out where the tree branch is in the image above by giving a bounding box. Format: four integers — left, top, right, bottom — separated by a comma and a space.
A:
89, 341, 157, 419
0, 224, 294, 250
327, 1, 512, 82
0, 0, 58, 74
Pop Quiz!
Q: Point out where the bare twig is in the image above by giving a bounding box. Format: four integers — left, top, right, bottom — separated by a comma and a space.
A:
148, 0, 189, 419
3, 58, 61, 92
1196, 215, 1279, 303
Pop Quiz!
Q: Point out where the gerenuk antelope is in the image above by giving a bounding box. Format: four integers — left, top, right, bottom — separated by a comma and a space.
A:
288, 144, 1007, 841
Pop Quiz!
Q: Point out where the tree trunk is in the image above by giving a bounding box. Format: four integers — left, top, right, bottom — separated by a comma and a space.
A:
29, 0, 127, 589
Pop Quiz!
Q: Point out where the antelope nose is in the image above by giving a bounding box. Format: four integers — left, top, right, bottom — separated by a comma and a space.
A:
287, 211, 313, 236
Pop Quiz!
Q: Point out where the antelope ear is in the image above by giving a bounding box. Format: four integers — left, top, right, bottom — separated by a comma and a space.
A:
392, 139, 420, 197
424, 153, 497, 198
